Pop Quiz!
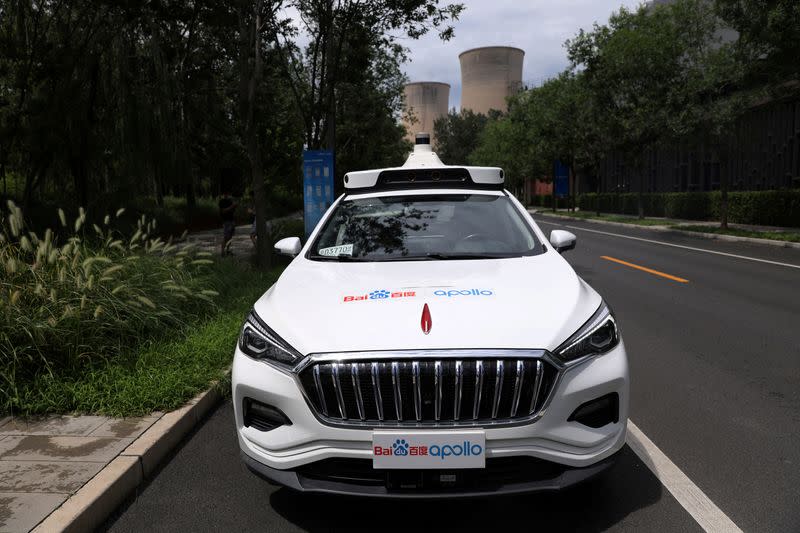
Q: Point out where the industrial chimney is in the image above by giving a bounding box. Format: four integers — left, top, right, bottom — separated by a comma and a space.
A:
402, 82, 450, 144
459, 46, 524, 115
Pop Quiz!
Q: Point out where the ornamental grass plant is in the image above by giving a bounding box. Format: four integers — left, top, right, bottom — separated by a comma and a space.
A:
0, 201, 221, 412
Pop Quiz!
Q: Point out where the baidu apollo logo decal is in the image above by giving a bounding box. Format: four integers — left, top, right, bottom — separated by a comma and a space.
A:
374, 438, 483, 459
343, 289, 416, 302
434, 288, 494, 297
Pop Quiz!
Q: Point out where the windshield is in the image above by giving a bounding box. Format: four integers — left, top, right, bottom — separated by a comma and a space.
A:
308, 193, 542, 261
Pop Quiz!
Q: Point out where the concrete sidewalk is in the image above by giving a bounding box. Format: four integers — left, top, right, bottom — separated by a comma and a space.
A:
0, 414, 160, 532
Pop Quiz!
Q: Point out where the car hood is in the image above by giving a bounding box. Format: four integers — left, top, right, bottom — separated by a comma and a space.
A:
253, 252, 602, 355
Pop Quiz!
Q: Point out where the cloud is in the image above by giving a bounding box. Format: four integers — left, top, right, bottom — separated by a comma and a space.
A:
401, 0, 642, 110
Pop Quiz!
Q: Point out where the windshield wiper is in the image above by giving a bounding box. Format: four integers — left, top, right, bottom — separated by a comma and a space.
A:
424, 253, 510, 260
308, 254, 368, 262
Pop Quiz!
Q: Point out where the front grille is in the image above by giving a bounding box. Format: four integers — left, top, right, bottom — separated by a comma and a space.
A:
298, 355, 559, 427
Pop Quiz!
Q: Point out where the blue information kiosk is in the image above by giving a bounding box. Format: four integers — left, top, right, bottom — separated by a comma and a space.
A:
302, 150, 334, 238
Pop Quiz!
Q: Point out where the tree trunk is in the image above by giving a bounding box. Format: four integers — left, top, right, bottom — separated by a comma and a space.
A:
720, 144, 729, 230
323, 0, 336, 153
637, 159, 644, 220
569, 163, 576, 212
245, 2, 271, 268
596, 169, 601, 217
185, 174, 196, 210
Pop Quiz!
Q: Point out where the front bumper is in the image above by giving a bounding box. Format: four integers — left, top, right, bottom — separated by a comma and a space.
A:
241, 449, 621, 498
233, 342, 628, 495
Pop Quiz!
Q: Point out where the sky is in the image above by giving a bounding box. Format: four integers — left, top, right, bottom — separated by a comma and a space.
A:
401, 0, 642, 110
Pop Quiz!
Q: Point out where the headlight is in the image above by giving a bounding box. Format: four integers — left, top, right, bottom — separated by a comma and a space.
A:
239, 310, 303, 368
555, 301, 619, 363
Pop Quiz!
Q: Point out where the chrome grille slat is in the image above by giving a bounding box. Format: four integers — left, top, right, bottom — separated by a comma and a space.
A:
331, 363, 346, 419
301, 356, 557, 427
473, 360, 484, 420
434, 360, 442, 421
492, 360, 504, 419
412, 361, 422, 422
510, 360, 524, 417
530, 360, 543, 415
391, 362, 403, 421
351, 363, 365, 421
370, 362, 384, 421
313, 365, 328, 416
454, 360, 463, 420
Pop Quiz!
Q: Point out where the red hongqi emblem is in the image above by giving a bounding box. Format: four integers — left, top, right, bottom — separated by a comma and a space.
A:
420, 303, 432, 335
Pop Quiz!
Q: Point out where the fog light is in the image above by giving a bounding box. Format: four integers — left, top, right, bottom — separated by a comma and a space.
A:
568, 393, 619, 428
243, 398, 291, 432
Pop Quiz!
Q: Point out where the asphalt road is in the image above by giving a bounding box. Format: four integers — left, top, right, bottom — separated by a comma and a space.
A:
105, 216, 800, 532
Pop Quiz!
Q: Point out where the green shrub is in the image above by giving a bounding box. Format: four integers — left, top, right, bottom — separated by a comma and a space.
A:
577, 190, 800, 227
0, 201, 219, 392
663, 192, 713, 220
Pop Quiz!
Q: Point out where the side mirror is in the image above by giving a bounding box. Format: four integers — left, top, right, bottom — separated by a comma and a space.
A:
274, 237, 302, 257
549, 230, 576, 253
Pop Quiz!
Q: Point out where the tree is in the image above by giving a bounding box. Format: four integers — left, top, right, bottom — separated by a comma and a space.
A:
433, 109, 489, 165
269, 0, 463, 153
469, 116, 527, 195
715, 0, 800, 87
567, 0, 726, 218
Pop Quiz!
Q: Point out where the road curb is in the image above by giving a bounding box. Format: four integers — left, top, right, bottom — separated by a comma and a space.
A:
31, 385, 224, 533
531, 211, 800, 249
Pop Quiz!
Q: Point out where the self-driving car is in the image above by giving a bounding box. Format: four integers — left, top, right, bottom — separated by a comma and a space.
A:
232, 134, 629, 497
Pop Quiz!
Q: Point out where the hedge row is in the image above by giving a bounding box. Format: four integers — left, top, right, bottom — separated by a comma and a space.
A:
529, 194, 571, 209
575, 190, 800, 227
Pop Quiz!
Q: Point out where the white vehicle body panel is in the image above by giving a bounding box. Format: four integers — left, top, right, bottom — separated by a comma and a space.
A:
232, 144, 629, 495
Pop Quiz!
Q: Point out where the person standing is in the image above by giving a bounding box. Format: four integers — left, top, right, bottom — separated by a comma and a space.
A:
219, 189, 238, 256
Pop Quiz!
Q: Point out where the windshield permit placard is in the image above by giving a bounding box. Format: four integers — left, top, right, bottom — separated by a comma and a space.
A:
318, 244, 353, 257
373, 431, 486, 469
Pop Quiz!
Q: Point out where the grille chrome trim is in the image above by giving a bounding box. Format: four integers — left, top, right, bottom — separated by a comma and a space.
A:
454, 360, 463, 420
492, 360, 504, 419
511, 360, 524, 417
391, 362, 402, 421
312, 365, 328, 416
473, 360, 484, 420
297, 350, 562, 429
412, 361, 422, 422
331, 363, 346, 419
351, 363, 365, 421
530, 360, 543, 415
370, 362, 384, 421
434, 361, 442, 421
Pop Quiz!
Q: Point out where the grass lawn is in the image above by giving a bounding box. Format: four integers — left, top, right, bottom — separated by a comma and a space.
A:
676, 225, 800, 243
6, 260, 284, 417
537, 210, 669, 227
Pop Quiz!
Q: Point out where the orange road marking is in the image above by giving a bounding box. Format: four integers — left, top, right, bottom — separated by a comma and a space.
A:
601, 256, 689, 283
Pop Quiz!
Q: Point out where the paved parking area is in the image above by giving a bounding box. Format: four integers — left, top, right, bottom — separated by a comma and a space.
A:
105, 401, 701, 533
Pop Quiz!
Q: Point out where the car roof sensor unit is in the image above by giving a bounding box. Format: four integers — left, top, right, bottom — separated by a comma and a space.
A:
343, 132, 505, 192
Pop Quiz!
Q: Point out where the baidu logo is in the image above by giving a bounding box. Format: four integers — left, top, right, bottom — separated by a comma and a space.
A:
392, 439, 409, 456
369, 290, 390, 299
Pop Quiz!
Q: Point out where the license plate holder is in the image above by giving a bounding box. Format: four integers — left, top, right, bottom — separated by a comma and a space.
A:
372, 430, 486, 469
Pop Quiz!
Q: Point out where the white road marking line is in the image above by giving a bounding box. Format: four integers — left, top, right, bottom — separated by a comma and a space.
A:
536, 219, 800, 270
627, 420, 743, 533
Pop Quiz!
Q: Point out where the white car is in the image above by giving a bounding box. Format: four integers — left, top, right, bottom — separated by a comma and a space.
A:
232, 135, 629, 497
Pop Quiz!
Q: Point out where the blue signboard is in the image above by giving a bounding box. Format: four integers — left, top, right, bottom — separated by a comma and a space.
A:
302, 150, 334, 237
554, 160, 570, 198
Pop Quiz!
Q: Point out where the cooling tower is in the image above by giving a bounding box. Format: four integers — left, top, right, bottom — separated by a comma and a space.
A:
459, 46, 524, 115
402, 82, 450, 143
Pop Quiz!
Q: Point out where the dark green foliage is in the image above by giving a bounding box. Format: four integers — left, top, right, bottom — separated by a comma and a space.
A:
577, 191, 800, 227
434, 110, 490, 165
4, 262, 284, 416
